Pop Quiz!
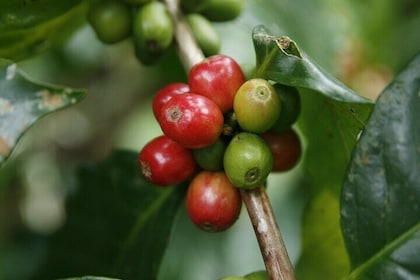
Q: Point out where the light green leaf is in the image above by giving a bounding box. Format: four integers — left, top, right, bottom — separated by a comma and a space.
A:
296, 191, 349, 279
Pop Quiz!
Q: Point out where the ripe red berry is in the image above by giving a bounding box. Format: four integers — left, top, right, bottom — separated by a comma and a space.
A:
138, 135, 196, 186
260, 128, 302, 172
152, 83, 190, 119
188, 54, 245, 113
186, 171, 242, 232
158, 93, 224, 148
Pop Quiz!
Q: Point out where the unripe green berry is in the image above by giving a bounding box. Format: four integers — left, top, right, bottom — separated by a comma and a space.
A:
186, 13, 221, 57
271, 84, 301, 132
181, 0, 211, 12
244, 270, 268, 280
234, 78, 281, 133
223, 132, 273, 189
88, 0, 132, 44
133, 1, 174, 54
193, 137, 227, 171
219, 277, 246, 280
201, 0, 244, 22
123, 0, 152, 5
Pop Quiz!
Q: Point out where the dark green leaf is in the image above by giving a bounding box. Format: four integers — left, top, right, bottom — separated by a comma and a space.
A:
60, 276, 121, 280
251, 25, 374, 279
32, 150, 186, 280
0, 59, 85, 167
341, 53, 420, 279
252, 25, 371, 104
0, 1, 85, 60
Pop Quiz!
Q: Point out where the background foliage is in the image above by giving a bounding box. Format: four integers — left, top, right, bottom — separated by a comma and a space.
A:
0, 0, 419, 279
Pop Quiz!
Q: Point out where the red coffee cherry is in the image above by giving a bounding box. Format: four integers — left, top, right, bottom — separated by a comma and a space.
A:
186, 171, 242, 232
260, 128, 302, 172
152, 83, 190, 119
188, 54, 245, 113
138, 135, 196, 186
158, 93, 224, 149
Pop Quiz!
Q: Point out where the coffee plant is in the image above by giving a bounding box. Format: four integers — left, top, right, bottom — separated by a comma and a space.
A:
0, 0, 419, 280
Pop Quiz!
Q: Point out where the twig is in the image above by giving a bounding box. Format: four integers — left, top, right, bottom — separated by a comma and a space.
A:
163, 0, 204, 72
240, 187, 296, 280
163, 1, 296, 279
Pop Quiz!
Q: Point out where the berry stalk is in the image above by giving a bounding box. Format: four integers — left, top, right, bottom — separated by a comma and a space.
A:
163, 0, 296, 279
163, 0, 204, 72
240, 187, 296, 280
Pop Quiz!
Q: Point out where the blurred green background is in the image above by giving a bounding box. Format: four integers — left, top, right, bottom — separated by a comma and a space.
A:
0, 0, 419, 279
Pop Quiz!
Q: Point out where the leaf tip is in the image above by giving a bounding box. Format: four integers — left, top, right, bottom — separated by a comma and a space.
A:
274, 36, 303, 59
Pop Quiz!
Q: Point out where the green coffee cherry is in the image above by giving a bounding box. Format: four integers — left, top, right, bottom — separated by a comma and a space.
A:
223, 132, 273, 189
123, 0, 152, 5
193, 138, 227, 171
133, 1, 174, 54
88, 0, 132, 44
244, 270, 268, 280
201, 0, 244, 22
181, 0, 211, 12
186, 13, 220, 57
133, 42, 168, 66
233, 78, 281, 133
271, 84, 301, 133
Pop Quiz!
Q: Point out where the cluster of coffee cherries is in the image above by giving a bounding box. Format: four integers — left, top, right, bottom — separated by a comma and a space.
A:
138, 54, 302, 232
87, 0, 243, 65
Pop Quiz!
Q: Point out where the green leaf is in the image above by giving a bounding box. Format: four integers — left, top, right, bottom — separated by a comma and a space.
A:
341, 53, 420, 279
295, 90, 372, 279
0, 59, 85, 167
0, 0, 81, 31
0, 1, 85, 60
296, 190, 349, 280
252, 25, 371, 104
32, 150, 186, 280
250, 25, 374, 278
60, 277, 121, 280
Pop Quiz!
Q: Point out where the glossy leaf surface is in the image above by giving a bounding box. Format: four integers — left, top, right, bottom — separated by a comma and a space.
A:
0, 59, 85, 166
252, 25, 371, 104
341, 54, 420, 279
